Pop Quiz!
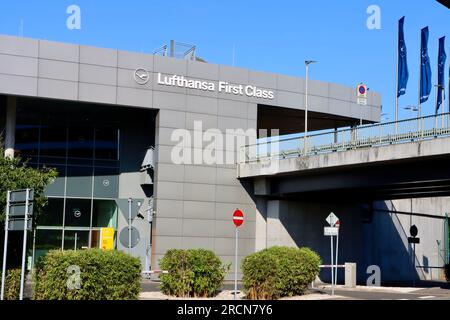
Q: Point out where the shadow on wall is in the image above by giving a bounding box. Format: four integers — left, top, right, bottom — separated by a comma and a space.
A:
273, 199, 425, 286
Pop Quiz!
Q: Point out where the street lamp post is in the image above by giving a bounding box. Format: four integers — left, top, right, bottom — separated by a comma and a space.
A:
304, 60, 317, 155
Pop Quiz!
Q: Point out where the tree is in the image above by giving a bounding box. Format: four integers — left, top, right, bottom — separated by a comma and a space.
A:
0, 151, 57, 224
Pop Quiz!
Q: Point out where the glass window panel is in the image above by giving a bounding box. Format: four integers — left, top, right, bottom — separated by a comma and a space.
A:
34, 229, 62, 261
40, 125, 67, 158
43, 165, 66, 197
95, 128, 118, 161
68, 126, 94, 160
64, 198, 91, 227
66, 166, 93, 198
93, 167, 119, 199
90, 229, 101, 249
15, 123, 39, 159
92, 200, 117, 228
63, 230, 90, 250
37, 198, 64, 227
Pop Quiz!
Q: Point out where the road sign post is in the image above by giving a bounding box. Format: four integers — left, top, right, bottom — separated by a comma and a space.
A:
232, 209, 244, 300
128, 198, 132, 255
330, 231, 334, 295
324, 212, 340, 296
408, 225, 419, 287
1, 191, 11, 300
1, 189, 34, 301
19, 189, 30, 300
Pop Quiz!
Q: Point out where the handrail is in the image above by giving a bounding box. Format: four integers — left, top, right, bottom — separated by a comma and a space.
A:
241, 112, 450, 163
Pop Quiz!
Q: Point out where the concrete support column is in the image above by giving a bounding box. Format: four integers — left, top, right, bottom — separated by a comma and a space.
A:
255, 198, 267, 251
4, 96, 16, 158
266, 200, 297, 248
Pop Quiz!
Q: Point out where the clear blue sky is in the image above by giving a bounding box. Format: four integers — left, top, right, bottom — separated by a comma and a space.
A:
0, 0, 448, 122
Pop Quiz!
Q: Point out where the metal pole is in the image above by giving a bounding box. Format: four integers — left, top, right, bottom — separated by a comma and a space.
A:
330, 235, 334, 296
128, 198, 132, 255
234, 227, 238, 300
304, 60, 317, 155
74, 232, 77, 251
335, 230, 339, 287
31, 228, 36, 274
360, 107, 363, 127
413, 243, 416, 287
418, 32, 422, 133
19, 189, 29, 300
304, 63, 309, 156
1, 191, 10, 300
395, 21, 399, 133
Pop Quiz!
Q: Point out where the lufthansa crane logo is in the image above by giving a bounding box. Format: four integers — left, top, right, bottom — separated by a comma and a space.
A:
134, 68, 150, 85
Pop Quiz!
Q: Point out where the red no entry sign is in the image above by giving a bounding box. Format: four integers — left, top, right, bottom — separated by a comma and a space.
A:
233, 209, 244, 227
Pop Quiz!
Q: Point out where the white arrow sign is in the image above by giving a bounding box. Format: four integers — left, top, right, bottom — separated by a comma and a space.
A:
326, 212, 339, 227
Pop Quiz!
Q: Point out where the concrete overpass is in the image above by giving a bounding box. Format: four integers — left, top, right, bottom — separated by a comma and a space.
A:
237, 113, 450, 284
239, 136, 450, 200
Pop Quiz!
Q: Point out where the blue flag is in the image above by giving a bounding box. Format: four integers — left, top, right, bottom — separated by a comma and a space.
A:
420, 27, 432, 104
437, 36, 446, 112
397, 17, 409, 97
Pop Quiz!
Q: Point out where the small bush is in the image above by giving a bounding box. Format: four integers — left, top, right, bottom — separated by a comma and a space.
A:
445, 264, 450, 282
242, 246, 321, 300
159, 249, 230, 298
0, 268, 21, 300
33, 249, 141, 300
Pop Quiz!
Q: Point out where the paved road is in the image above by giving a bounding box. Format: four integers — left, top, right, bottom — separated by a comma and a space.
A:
313, 287, 450, 300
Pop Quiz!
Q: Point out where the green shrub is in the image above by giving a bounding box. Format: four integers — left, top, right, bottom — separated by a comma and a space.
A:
445, 264, 450, 282
159, 249, 230, 298
0, 268, 21, 300
242, 246, 321, 300
33, 249, 141, 300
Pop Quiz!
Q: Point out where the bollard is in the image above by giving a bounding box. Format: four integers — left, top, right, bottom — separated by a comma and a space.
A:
344, 263, 357, 288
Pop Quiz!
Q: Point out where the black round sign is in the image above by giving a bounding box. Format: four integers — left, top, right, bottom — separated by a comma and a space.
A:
410, 225, 418, 238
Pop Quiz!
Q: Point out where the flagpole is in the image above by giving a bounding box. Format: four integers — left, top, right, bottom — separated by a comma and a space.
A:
435, 39, 439, 130
395, 21, 399, 133
418, 29, 423, 133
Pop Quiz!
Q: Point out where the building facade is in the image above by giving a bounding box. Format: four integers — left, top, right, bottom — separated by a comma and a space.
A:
0, 34, 381, 278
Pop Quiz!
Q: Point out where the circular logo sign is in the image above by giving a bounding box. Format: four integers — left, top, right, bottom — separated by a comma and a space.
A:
102, 179, 110, 187
134, 68, 150, 85
73, 210, 81, 218
233, 209, 244, 228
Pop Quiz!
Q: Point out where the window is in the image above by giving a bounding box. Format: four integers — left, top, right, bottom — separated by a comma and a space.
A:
68, 127, 94, 164
34, 229, 63, 261
64, 198, 91, 227
63, 230, 90, 250
37, 198, 64, 226
15, 123, 39, 161
66, 166, 93, 198
95, 128, 118, 161
40, 125, 67, 159
92, 200, 117, 228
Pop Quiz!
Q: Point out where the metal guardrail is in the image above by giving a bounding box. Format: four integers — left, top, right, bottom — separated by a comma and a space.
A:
241, 112, 450, 163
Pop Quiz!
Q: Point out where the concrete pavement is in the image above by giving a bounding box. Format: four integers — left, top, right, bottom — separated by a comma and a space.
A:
141, 279, 450, 300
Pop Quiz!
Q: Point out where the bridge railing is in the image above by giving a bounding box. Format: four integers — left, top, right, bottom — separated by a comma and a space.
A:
241, 112, 450, 163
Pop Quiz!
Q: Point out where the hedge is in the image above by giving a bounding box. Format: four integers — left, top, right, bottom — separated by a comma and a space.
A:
445, 263, 450, 282
242, 246, 321, 300
159, 249, 230, 298
0, 268, 21, 300
33, 249, 141, 300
